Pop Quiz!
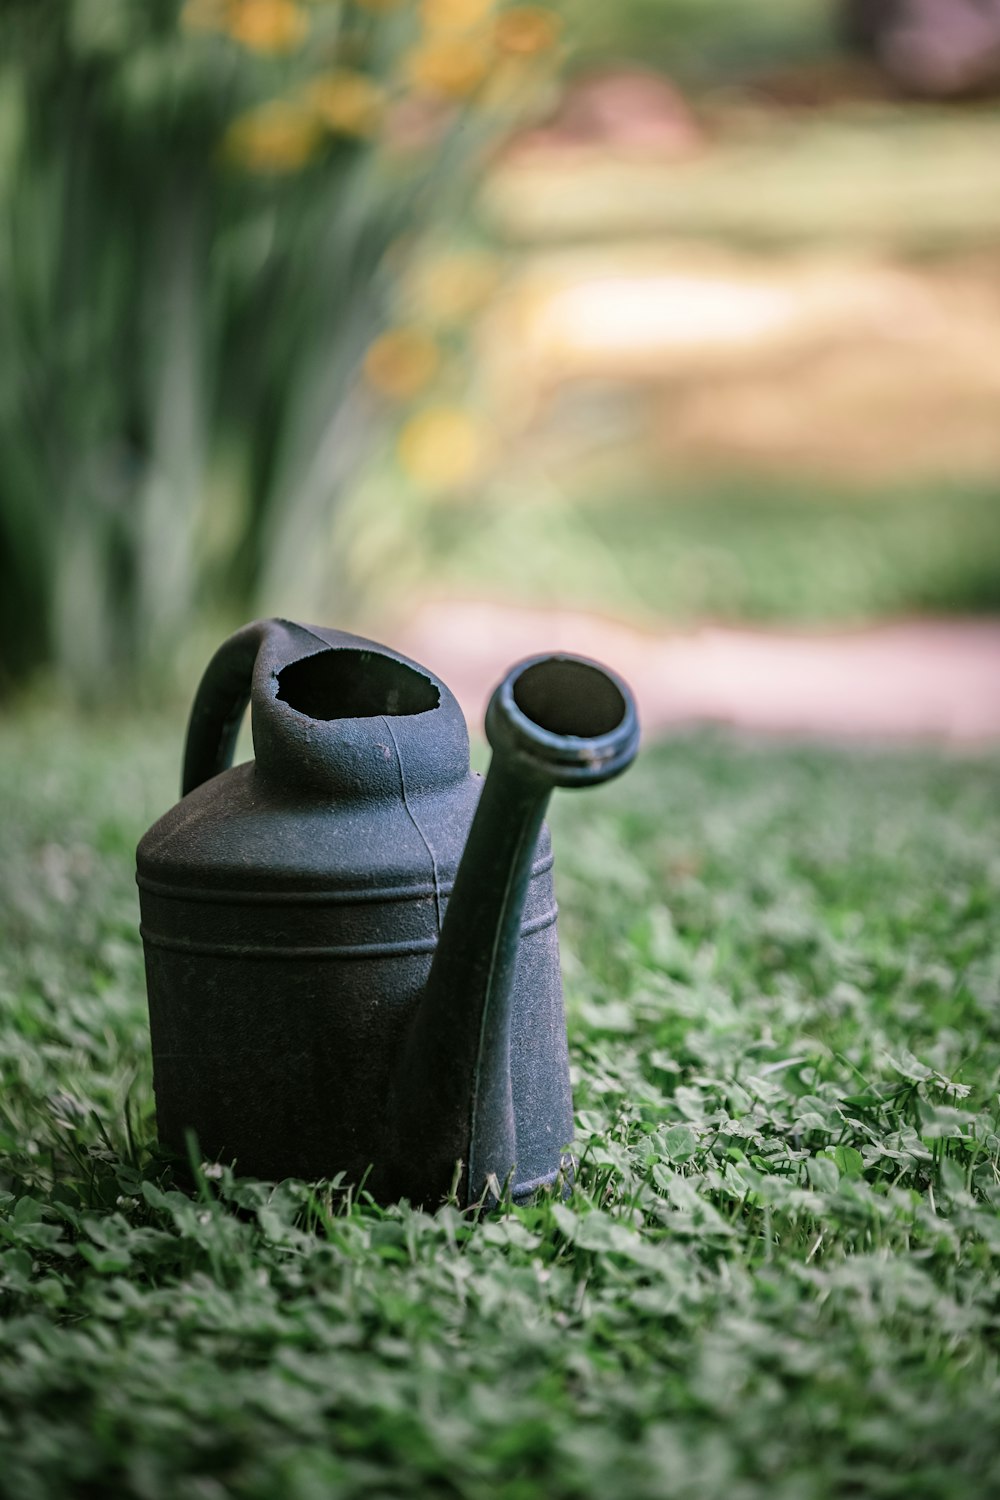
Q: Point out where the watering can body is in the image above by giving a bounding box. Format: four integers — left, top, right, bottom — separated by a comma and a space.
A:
137, 620, 638, 1206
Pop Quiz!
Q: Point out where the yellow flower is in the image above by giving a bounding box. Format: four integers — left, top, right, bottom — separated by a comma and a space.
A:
410, 251, 499, 324
223, 101, 323, 172
397, 406, 485, 489
494, 5, 560, 55
227, 0, 308, 54
305, 70, 384, 137
405, 36, 491, 99
364, 329, 440, 399
419, 0, 494, 31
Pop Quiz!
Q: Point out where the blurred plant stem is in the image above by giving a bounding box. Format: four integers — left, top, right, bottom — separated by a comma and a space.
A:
133, 175, 207, 679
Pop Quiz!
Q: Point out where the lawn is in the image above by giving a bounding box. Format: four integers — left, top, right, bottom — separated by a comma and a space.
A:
408, 477, 1000, 627
1, 711, 999, 1498
487, 107, 1000, 251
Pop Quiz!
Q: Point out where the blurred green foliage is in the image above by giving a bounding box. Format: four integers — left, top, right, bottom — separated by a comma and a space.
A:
571, 0, 835, 80
371, 476, 1000, 627
3, 0, 997, 702
0, 0, 552, 699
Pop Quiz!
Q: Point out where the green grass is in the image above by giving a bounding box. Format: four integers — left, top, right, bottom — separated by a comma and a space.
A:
570, 0, 833, 83
411, 478, 1000, 627
487, 107, 1000, 253
2, 713, 1000, 1498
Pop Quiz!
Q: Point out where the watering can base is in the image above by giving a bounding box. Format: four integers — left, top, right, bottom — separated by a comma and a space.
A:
509, 1153, 576, 1206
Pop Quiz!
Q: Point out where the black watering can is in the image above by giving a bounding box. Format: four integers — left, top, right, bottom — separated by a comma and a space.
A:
137, 620, 639, 1207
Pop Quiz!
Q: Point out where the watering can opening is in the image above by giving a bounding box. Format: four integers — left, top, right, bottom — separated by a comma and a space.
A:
275, 647, 441, 722
511, 657, 627, 739
487, 653, 639, 787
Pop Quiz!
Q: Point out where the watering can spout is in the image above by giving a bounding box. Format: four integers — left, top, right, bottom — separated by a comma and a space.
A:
393, 654, 640, 1207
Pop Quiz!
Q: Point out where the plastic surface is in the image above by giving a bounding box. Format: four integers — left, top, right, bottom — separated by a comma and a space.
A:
137, 620, 639, 1205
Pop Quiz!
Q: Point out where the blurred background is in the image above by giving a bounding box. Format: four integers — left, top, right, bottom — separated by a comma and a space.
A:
2, 0, 999, 737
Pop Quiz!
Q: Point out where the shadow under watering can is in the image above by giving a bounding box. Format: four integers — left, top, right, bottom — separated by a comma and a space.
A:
136, 620, 639, 1207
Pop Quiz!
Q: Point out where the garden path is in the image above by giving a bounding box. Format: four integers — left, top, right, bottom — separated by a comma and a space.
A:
399, 602, 1000, 745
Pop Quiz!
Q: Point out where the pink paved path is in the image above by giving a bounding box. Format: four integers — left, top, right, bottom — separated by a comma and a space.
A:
398, 604, 1000, 746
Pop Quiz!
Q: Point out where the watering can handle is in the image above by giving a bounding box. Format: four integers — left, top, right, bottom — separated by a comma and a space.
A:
180, 616, 448, 800
180, 620, 271, 796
